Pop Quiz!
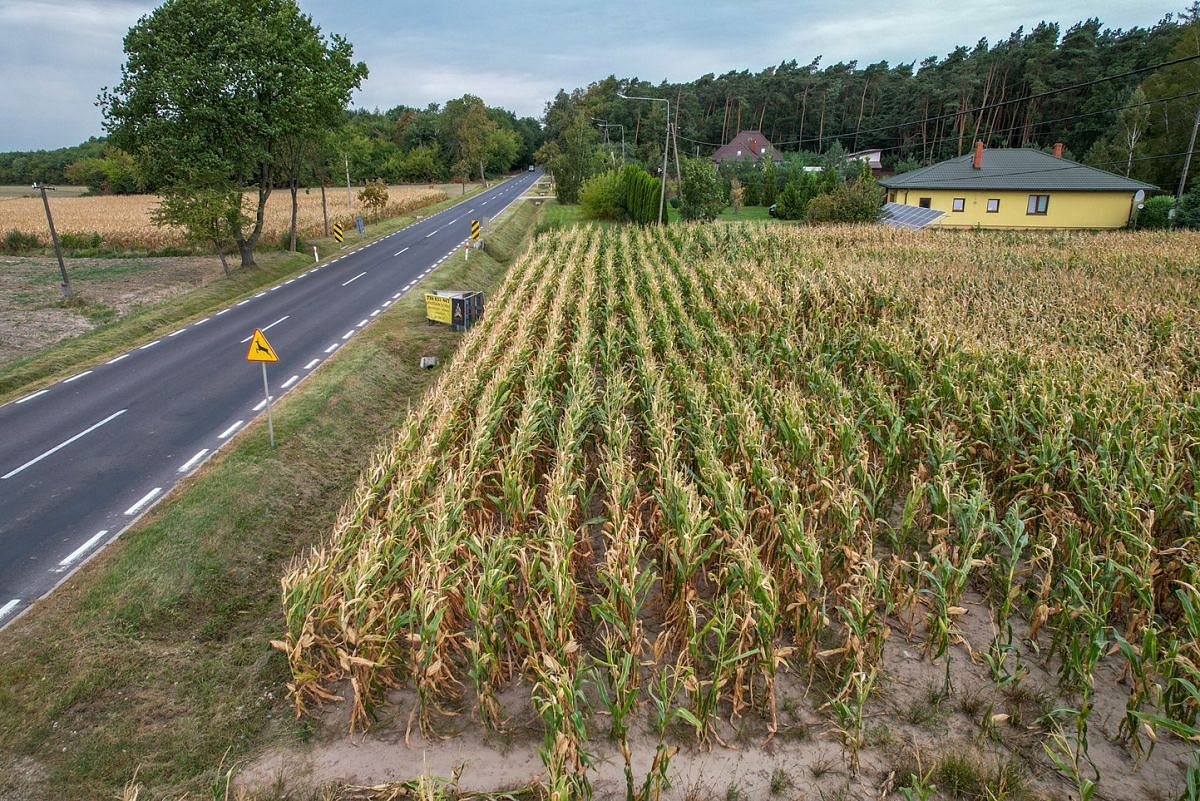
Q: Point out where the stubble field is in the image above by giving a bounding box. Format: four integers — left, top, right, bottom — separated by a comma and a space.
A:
263, 223, 1200, 800
0, 185, 448, 250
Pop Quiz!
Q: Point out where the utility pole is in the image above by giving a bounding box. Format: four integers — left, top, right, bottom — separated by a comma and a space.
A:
344, 153, 353, 213
618, 93, 671, 224
320, 182, 329, 236
659, 111, 670, 225
34, 183, 71, 299
1176, 99, 1200, 203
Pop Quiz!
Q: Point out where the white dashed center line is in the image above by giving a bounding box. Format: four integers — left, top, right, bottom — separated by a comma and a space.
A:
2, 409, 128, 480
240, 316, 289, 343
342, 271, 367, 286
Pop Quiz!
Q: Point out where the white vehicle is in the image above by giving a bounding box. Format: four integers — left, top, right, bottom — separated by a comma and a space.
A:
528, 165, 535, 171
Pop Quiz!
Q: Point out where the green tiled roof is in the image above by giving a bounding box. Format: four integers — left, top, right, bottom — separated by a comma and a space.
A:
880, 149, 1158, 192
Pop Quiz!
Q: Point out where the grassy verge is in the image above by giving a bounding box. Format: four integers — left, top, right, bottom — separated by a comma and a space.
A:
0, 180, 507, 403
0, 198, 544, 801
717, 204, 773, 221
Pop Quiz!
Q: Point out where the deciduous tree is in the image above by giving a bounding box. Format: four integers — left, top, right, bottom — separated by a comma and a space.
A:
101, 0, 367, 267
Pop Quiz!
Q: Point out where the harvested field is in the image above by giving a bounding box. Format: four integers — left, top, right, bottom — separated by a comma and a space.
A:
271, 224, 1200, 800
0, 185, 447, 250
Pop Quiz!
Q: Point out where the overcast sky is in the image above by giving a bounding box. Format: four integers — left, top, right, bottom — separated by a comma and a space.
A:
0, 0, 1176, 152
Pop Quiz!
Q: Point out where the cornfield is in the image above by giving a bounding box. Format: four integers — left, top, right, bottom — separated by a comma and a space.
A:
0, 186, 445, 250
278, 223, 1200, 798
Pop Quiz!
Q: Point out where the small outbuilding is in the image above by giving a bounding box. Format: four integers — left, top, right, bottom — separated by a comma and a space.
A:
879, 142, 1156, 229
711, 131, 783, 165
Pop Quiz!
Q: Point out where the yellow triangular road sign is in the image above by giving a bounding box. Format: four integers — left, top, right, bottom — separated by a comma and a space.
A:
246, 328, 279, 362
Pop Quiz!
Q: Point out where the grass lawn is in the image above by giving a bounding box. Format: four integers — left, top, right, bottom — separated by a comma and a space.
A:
717, 204, 773, 221
0, 197, 545, 801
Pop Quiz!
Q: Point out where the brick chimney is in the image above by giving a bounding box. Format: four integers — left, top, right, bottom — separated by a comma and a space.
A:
1052, 142, 1064, 158
972, 140, 984, 170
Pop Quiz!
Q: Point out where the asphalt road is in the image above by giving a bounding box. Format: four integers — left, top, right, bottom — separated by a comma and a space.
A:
0, 169, 544, 629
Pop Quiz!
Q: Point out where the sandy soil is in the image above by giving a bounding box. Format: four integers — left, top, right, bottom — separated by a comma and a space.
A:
241, 589, 1191, 800
0, 254, 223, 367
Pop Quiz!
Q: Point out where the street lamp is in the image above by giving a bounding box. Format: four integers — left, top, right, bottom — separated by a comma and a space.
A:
617, 92, 671, 224
591, 118, 625, 166
32, 182, 72, 299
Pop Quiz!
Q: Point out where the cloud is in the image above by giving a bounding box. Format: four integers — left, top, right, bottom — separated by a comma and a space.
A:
0, 0, 152, 150
0, 0, 1173, 152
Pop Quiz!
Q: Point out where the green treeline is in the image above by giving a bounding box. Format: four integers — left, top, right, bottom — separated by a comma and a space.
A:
0, 97, 543, 192
541, 10, 1200, 192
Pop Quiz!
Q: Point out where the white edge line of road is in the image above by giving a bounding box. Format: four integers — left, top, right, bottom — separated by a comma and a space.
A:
124, 487, 162, 516
15, 389, 50, 404
177, 448, 210, 473
0, 599, 19, 624
218, 420, 243, 439
55, 529, 108, 571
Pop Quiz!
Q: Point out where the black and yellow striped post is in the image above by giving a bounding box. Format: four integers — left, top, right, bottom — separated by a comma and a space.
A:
470, 219, 480, 241
332, 222, 344, 244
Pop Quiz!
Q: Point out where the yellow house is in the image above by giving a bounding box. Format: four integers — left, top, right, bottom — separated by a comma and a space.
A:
880, 143, 1156, 229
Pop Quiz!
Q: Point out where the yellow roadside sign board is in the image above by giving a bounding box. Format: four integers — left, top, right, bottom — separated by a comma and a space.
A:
470, 219, 481, 240
425, 293, 453, 324
246, 328, 279, 362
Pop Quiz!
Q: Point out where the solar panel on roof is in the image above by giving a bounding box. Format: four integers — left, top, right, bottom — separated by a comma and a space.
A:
879, 202, 945, 230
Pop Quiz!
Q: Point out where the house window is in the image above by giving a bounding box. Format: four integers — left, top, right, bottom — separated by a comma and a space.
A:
1027, 194, 1049, 215
888, 191, 896, 202
987, 198, 1000, 213
952, 198, 966, 212
918, 197, 932, 209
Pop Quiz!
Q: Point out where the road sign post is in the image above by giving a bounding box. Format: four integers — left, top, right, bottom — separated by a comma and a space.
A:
261, 363, 275, 448
332, 222, 344, 245
246, 328, 279, 447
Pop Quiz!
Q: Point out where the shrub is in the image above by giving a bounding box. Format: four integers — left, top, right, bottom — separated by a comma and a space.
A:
678, 158, 725, 222
58, 232, 103, 250
1135, 195, 1174, 230
2, 229, 43, 254
579, 171, 625, 221
618, 165, 664, 225
806, 178, 885, 225
1173, 187, 1200, 230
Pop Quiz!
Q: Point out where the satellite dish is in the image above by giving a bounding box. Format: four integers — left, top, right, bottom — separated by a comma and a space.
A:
1133, 190, 1146, 202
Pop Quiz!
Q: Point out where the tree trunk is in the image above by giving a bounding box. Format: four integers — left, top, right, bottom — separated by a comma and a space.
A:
288, 179, 299, 252
236, 165, 272, 267
213, 240, 230, 277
